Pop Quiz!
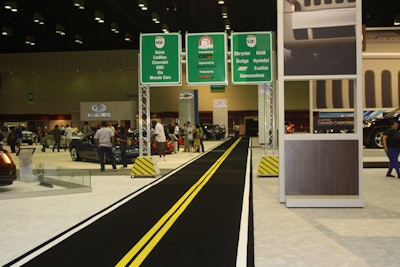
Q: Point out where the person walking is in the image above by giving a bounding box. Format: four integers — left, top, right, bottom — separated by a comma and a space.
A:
186, 121, 193, 152
94, 121, 117, 172
64, 124, 73, 151
7, 128, 17, 153
152, 120, 166, 160
382, 119, 400, 178
52, 125, 61, 152
199, 124, 205, 152
15, 124, 23, 150
116, 126, 128, 169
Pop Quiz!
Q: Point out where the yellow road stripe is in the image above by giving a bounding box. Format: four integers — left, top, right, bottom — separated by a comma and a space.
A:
115, 138, 242, 267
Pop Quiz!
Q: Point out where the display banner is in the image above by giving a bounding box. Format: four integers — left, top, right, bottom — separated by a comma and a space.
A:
186, 32, 227, 85
140, 33, 181, 85
231, 32, 272, 84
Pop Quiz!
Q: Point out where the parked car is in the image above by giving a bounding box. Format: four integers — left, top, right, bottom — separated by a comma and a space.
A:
201, 124, 226, 140
152, 139, 175, 154
1, 125, 36, 145
68, 135, 139, 163
363, 108, 400, 148
0, 148, 17, 185
44, 130, 84, 148
285, 121, 295, 134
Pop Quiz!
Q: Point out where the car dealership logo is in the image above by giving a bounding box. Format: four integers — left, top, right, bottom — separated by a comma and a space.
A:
91, 104, 107, 112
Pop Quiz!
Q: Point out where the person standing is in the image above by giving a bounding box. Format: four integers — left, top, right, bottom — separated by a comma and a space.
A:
186, 121, 193, 152
116, 126, 128, 169
152, 120, 166, 160
64, 124, 73, 151
193, 125, 201, 153
94, 121, 117, 172
382, 119, 400, 178
82, 121, 92, 137
199, 124, 205, 152
15, 124, 23, 150
7, 128, 17, 153
52, 125, 62, 152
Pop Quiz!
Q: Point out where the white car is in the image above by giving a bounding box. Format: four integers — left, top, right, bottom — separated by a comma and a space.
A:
0, 125, 36, 145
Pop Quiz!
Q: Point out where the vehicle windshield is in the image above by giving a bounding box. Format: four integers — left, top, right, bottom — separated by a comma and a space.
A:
383, 108, 400, 119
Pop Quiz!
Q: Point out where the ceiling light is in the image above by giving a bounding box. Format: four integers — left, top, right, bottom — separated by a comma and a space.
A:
56, 24, 65, 35
218, 0, 225, 4
394, 14, 400, 26
224, 19, 231, 30
73, 0, 85, 9
94, 10, 104, 23
111, 22, 119, 33
75, 34, 83, 44
2, 26, 12, 36
152, 12, 160, 23
4, 1, 17, 12
124, 32, 132, 42
162, 23, 169, 33
138, 0, 148, 10
25, 36, 35, 46
221, 5, 228, 19
33, 13, 45, 25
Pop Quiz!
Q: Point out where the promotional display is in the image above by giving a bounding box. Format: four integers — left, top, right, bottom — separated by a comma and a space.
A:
185, 33, 228, 85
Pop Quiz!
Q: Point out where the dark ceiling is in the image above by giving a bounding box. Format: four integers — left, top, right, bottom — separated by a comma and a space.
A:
0, 0, 399, 53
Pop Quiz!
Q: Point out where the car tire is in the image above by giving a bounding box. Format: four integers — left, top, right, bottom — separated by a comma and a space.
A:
70, 147, 81, 161
372, 130, 384, 148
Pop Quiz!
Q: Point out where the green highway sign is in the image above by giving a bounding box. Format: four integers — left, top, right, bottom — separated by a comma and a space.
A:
231, 32, 272, 84
140, 33, 181, 85
186, 32, 227, 85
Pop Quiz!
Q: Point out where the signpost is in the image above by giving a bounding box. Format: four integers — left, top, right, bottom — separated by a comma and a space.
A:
231, 32, 272, 84
140, 33, 181, 86
186, 32, 228, 85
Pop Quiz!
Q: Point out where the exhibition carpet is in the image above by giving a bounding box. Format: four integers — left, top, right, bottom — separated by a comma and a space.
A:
6, 137, 253, 267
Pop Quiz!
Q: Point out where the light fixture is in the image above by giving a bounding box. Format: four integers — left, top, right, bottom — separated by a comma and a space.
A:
111, 22, 119, 33
73, 0, 85, 9
218, 0, 225, 4
1, 26, 12, 36
394, 14, 400, 26
138, 0, 148, 10
25, 36, 35, 46
152, 12, 160, 23
224, 19, 231, 30
33, 13, 45, 25
162, 23, 169, 33
124, 32, 132, 42
56, 24, 65, 35
94, 10, 104, 23
221, 5, 228, 19
75, 34, 83, 44
4, 1, 17, 12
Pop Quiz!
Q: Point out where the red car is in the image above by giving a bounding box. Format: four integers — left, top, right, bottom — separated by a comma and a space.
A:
152, 139, 175, 154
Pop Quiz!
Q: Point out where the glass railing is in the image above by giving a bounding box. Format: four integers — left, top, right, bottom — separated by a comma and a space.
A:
0, 163, 91, 200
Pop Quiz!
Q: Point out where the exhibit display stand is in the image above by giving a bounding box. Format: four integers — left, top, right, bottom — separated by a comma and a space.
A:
17, 148, 37, 181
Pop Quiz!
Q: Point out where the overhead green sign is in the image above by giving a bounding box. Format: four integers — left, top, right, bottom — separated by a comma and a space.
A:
231, 32, 272, 84
140, 33, 181, 85
186, 33, 227, 85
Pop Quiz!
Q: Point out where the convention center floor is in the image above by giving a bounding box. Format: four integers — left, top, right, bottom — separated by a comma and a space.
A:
0, 138, 399, 266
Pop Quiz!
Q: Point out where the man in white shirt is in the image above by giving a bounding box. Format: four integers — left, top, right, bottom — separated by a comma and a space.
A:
64, 124, 73, 151
94, 121, 117, 171
152, 120, 166, 160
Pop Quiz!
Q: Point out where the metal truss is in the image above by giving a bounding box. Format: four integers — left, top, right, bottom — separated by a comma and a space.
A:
138, 84, 151, 157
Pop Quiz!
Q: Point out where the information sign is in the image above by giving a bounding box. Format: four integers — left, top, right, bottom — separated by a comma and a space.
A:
231, 32, 272, 84
186, 33, 227, 85
140, 33, 181, 85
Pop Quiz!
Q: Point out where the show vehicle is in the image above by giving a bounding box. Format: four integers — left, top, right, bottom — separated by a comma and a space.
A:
68, 135, 139, 163
0, 148, 17, 185
0, 124, 36, 145
201, 124, 226, 140
363, 108, 400, 148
